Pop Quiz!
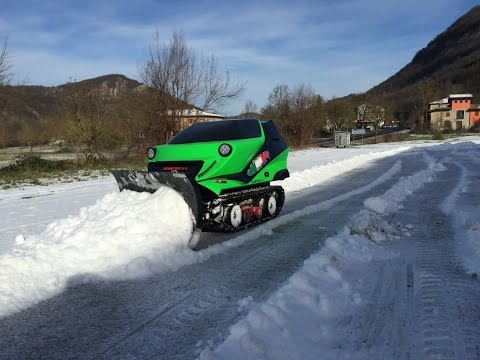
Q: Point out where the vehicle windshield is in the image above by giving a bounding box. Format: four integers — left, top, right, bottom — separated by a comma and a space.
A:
169, 119, 261, 144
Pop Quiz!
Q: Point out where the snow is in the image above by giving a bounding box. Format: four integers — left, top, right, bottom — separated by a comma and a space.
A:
1, 146, 415, 317
448, 93, 473, 98
200, 235, 385, 359
279, 145, 411, 193
1, 137, 480, 358
0, 187, 194, 317
363, 153, 446, 216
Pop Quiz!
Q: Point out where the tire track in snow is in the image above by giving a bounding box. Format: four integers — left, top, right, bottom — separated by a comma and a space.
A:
417, 234, 458, 359
412, 160, 480, 360
347, 257, 419, 359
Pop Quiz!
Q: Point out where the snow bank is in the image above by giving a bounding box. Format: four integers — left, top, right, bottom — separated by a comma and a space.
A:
349, 210, 411, 244
280, 146, 411, 193
200, 151, 446, 359
364, 153, 446, 216
199, 232, 388, 360
0, 187, 194, 317
197, 160, 403, 256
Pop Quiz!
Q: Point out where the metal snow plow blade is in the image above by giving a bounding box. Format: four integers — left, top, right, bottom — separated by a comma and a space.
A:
110, 170, 200, 224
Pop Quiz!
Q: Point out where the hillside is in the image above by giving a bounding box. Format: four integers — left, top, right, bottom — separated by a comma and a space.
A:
0, 74, 148, 147
0, 74, 143, 119
0, 73, 142, 114
371, 5, 480, 96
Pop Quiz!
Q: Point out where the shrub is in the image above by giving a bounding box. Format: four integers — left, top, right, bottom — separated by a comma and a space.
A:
432, 131, 444, 140
0, 153, 145, 188
0, 155, 69, 175
0, 155, 73, 185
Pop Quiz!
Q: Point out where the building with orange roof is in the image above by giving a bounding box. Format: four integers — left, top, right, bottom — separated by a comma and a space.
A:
428, 94, 480, 131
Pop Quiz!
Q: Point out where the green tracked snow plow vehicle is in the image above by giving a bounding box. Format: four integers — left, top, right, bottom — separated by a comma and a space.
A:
111, 118, 289, 233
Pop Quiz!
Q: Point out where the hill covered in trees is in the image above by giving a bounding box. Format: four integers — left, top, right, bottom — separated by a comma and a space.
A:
251, 5, 480, 138
0, 74, 144, 148
371, 5, 480, 96
361, 5, 480, 129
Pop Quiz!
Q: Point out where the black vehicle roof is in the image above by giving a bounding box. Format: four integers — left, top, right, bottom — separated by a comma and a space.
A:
169, 119, 263, 144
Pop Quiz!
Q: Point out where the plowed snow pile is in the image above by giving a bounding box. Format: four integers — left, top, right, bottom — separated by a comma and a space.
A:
0, 187, 193, 317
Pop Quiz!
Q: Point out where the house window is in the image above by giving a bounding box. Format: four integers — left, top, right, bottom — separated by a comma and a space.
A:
456, 110, 464, 119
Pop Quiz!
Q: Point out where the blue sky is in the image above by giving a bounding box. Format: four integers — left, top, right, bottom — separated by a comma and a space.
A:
1, 0, 478, 115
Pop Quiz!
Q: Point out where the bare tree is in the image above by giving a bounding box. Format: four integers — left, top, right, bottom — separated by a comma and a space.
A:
0, 122, 8, 148
262, 84, 325, 146
18, 121, 36, 152
139, 32, 245, 142
325, 98, 355, 131
0, 36, 12, 86
357, 101, 385, 143
0, 95, 8, 148
0, 36, 12, 149
200, 54, 245, 111
242, 99, 258, 116
412, 78, 441, 131
117, 89, 167, 153
139, 31, 245, 141
61, 90, 109, 162
290, 84, 323, 143
262, 84, 292, 142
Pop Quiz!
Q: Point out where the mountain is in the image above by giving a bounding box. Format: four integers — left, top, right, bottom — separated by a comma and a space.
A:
0, 74, 146, 146
371, 6, 480, 97
54, 74, 143, 97
0, 74, 143, 120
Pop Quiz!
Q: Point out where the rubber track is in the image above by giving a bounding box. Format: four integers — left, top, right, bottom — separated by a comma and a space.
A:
201, 185, 285, 232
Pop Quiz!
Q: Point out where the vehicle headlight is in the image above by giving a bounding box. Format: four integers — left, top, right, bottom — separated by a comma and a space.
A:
219, 143, 232, 157
147, 147, 156, 160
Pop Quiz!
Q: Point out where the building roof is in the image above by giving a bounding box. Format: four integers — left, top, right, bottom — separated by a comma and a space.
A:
430, 97, 448, 105
430, 93, 475, 106
449, 94, 473, 99
167, 108, 225, 118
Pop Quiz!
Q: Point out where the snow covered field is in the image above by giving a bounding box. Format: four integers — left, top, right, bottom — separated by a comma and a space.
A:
1, 137, 480, 359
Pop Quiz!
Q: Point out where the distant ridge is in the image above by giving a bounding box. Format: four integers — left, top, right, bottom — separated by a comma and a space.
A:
370, 6, 480, 96
0, 74, 142, 138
